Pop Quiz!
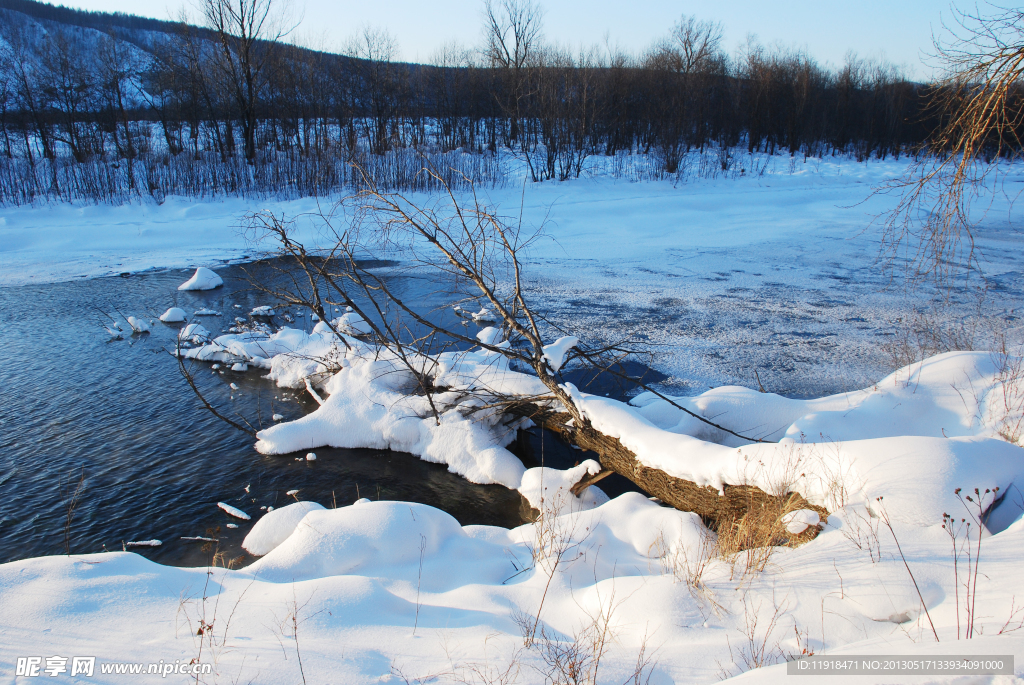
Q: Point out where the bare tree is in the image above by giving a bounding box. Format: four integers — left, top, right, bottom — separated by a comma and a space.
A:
221, 160, 825, 540
882, 5, 1024, 284
200, 0, 294, 161
483, 0, 544, 172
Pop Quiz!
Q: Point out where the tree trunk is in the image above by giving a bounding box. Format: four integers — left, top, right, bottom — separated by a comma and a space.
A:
511, 405, 826, 544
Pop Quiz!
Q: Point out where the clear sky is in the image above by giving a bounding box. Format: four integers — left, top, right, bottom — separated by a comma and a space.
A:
47, 0, 957, 77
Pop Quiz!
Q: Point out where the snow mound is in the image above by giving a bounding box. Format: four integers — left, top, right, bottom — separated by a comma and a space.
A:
178, 323, 210, 343
194, 308, 221, 316
125, 316, 150, 334
178, 267, 223, 291
519, 460, 608, 513
242, 501, 326, 556
250, 306, 275, 316
159, 307, 186, 323
334, 308, 372, 335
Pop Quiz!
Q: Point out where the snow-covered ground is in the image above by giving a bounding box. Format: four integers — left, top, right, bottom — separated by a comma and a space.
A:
4, 155, 1023, 392
3, 156, 1024, 683
2, 347, 1024, 682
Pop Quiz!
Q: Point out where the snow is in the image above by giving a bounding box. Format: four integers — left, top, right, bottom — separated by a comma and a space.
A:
272, 413, 284, 421
177, 267, 224, 291
217, 502, 250, 520
542, 335, 578, 372
177, 323, 210, 343
158, 307, 186, 323
230, 362, 248, 372
250, 305, 275, 316
7, 157, 1024, 682
780, 509, 820, 535
3, 494, 1024, 683
241, 501, 326, 556
193, 308, 221, 316
252, 332, 544, 489
305, 452, 316, 461
125, 316, 150, 334
334, 307, 372, 335
563, 353, 1024, 527
124, 540, 162, 547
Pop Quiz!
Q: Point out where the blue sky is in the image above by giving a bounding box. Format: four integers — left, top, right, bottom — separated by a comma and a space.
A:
51, 0, 955, 76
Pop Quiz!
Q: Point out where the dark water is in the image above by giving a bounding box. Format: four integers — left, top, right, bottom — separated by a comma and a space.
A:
0, 264, 531, 568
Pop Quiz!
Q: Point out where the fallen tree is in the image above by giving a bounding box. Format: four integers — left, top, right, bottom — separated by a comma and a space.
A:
190, 162, 827, 543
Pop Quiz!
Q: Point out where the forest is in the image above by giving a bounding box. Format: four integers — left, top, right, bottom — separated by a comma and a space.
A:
0, 0, 1012, 205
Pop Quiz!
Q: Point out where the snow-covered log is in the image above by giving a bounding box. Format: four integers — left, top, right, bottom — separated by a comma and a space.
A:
513, 404, 827, 543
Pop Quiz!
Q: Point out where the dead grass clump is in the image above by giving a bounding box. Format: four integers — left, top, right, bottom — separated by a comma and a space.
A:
715, 494, 807, 579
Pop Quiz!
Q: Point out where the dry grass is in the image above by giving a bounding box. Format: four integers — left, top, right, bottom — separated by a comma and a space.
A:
990, 339, 1024, 444
715, 494, 806, 580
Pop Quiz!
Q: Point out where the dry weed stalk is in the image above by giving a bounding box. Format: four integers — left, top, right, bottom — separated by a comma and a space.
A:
58, 466, 85, 556
839, 505, 883, 563
991, 340, 1024, 444
649, 524, 721, 617
717, 590, 787, 678
175, 567, 256, 684
942, 486, 998, 639
717, 443, 818, 580
521, 489, 592, 647
877, 498, 940, 642
515, 579, 656, 685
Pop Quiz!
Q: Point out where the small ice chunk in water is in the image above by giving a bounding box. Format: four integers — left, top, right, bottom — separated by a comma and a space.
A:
272, 413, 284, 421
226, 523, 238, 529
126, 540, 162, 547
159, 307, 187, 323
305, 453, 316, 461
229, 382, 239, 390
267, 505, 274, 512
250, 306, 275, 316
211, 364, 221, 370
231, 362, 248, 372
178, 267, 224, 291
286, 489, 299, 496
194, 308, 221, 316
217, 502, 251, 520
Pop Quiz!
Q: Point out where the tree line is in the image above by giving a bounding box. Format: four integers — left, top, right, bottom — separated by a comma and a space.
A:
0, 0, 999, 203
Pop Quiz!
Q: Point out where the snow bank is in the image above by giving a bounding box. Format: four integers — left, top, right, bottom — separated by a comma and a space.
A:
204, 325, 546, 488
6, 492, 1024, 684
559, 351, 1024, 525
177, 267, 223, 291
181, 315, 1024, 528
